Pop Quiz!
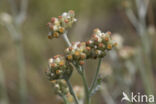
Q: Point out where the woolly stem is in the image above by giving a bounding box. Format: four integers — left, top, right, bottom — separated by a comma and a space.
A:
61, 95, 70, 104
65, 79, 79, 104
79, 66, 90, 104
62, 31, 72, 47
89, 58, 102, 93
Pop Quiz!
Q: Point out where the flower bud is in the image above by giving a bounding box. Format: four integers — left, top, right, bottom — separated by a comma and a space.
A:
51, 79, 69, 95
47, 55, 73, 80
47, 10, 77, 39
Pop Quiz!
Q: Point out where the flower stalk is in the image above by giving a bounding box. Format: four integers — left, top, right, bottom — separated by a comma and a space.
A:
65, 79, 79, 104
89, 58, 102, 94
61, 95, 70, 104
80, 67, 90, 104
63, 31, 72, 47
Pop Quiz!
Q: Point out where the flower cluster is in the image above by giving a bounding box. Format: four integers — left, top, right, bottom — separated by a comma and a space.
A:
45, 10, 118, 104
51, 79, 69, 95
65, 28, 117, 65
47, 10, 77, 39
86, 28, 117, 57
46, 55, 73, 81
65, 42, 90, 65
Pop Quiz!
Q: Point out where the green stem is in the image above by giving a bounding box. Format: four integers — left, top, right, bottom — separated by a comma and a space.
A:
79, 66, 90, 104
89, 58, 102, 93
61, 95, 70, 104
65, 79, 79, 104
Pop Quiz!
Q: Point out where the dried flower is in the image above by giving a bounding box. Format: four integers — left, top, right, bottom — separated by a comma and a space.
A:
47, 10, 77, 39
65, 29, 117, 65
46, 55, 73, 80
112, 33, 124, 49
118, 46, 135, 59
51, 79, 69, 95
86, 28, 117, 58
65, 42, 90, 65
45, 10, 118, 104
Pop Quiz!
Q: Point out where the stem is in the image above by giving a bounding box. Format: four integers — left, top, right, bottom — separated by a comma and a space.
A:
79, 67, 90, 104
62, 31, 72, 47
15, 42, 27, 104
0, 62, 9, 104
100, 83, 115, 104
4, 0, 28, 103
137, 0, 155, 95
5, 23, 27, 104
65, 79, 79, 104
16, 0, 28, 25
61, 95, 70, 104
125, 0, 155, 97
89, 58, 102, 93
125, 8, 139, 30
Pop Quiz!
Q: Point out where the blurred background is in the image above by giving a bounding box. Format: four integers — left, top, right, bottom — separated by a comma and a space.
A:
0, 0, 156, 104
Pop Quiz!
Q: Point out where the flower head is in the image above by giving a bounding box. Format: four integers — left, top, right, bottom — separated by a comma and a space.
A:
112, 33, 124, 49
65, 42, 91, 65
65, 29, 117, 65
51, 79, 69, 95
47, 10, 77, 39
86, 28, 117, 58
46, 55, 73, 80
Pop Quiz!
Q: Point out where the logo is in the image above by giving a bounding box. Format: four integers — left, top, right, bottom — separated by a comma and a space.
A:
121, 92, 155, 103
